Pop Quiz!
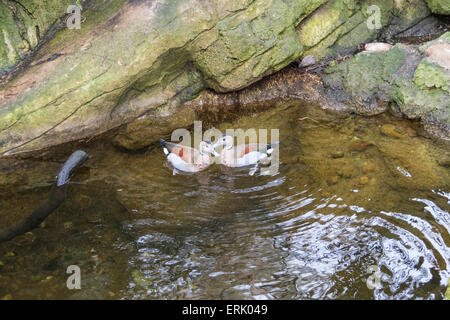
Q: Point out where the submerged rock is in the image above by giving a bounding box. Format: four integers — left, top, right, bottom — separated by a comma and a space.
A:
348, 140, 374, 151
380, 124, 407, 138
331, 150, 344, 158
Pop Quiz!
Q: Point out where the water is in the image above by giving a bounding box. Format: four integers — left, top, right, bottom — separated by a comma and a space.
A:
0, 102, 449, 299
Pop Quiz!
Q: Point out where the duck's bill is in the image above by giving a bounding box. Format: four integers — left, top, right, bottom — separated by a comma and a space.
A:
212, 150, 220, 157
213, 141, 222, 149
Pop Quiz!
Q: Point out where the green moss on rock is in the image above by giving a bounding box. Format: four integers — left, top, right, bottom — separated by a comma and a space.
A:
413, 60, 450, 93
323, 33, 449, 140
0, 0, 82, 74
323, 45, 407, 114
424, 0, 450, 15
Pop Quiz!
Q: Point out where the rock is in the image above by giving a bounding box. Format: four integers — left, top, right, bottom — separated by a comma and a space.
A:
336, 165, 355, 178
438, 154, 450, 167
0, 0, 438, 156
380, 124, 407, 138
0, 0, 81, 74
348, 140, 374, 152
362, 162, 375, 174
327, 175, 339, 185
363, 43, 393, 53
299, 55, 317, 68
323, 45, 409, 116
359, 176, 369, 185
424, 0, 450, 15
424, 42, 450, 70
331, 150, 344, 158
324, 33, 450, 141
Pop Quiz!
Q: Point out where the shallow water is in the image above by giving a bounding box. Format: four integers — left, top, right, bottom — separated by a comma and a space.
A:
0, 102, 449, 299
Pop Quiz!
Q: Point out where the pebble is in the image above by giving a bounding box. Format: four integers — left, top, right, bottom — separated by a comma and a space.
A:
348, 140, 373, 152
331, 150, 344, 158
363, 42, 393, 53
299, 55, 317, 68
359, 176, 369, 185
380, 124, 406, 138
438, 155, 450, 167
327, 176, 339, 185
336, 166, 355, 178
362, 162, 375, 173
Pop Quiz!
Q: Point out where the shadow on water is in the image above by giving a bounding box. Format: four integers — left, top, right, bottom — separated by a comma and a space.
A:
0, 102, 449, 299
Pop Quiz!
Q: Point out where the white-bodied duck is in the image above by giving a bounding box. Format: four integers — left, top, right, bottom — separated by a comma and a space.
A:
213, 134, 279, 175
160, 139, 219, 174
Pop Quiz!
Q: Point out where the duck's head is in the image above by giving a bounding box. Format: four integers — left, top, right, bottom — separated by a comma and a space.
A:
213, 134, 233, 150
199, 140, 220, 157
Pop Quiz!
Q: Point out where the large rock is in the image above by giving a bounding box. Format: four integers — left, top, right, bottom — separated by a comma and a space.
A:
297, 0, 431, 60
323, 32, 450, 140
0, 0, 442, 155
0, 0, 84, 76
424, 0, 450, 15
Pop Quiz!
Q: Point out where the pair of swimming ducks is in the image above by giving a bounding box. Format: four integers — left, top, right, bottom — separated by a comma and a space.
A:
160, 134, 278, 175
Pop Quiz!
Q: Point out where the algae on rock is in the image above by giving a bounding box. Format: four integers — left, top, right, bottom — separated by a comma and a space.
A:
0, 0, 85, 75
424, 0, 450, 15
323, 32, 450, 140
0, 0, 446, 155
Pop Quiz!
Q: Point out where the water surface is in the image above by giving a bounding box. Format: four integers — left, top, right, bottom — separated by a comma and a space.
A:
0, 102, 449, 299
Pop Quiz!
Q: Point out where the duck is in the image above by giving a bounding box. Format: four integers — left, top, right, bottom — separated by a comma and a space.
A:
213, 134, 279, 175
160, 139, 219, 174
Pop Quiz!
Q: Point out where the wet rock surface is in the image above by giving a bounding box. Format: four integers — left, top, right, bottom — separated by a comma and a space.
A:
1, 0, 447, 156
323, 32, 450, 141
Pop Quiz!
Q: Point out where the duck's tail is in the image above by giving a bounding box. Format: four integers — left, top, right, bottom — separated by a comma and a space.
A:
160, 139, 170, 156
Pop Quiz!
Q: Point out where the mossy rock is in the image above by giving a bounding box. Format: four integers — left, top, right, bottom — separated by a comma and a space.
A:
413, 60, 450, 93
323, 45, 407, 114
0, 0, 85, 74
323, 32, 449, 140
296, 0, 430, 60
0, 0, 446, 155
424, 0, 450, 15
